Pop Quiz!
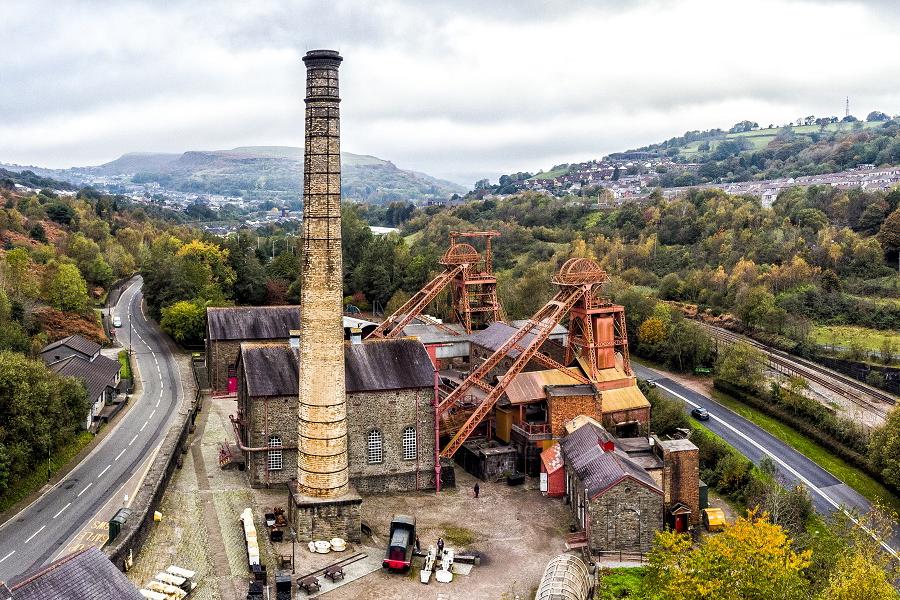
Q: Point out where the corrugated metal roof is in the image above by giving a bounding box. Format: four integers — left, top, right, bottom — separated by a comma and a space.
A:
239, 339, 434, 397
535, 554, 591, 600
559, 421, 661, 498
503, 369, 583, 405
41, 335, 101, 359
601, 385, 650, 413
207, 306, 376, 341
540, 442, 564, 474
8, 547, 144, 600
49, 355, 119, 401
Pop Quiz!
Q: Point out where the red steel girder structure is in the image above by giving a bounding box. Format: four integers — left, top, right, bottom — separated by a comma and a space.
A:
368, 263, 466, 339
448, 231, 504, 333
565, 300, 632, 379
438, 258, 610, 457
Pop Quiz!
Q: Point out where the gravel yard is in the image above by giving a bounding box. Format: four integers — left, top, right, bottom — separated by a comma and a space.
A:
129, 395, 574, 600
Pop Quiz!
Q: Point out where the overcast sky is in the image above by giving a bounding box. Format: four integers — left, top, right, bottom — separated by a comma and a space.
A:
3, 0, 900, 186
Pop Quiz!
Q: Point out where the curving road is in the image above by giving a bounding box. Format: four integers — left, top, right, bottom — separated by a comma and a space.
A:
632, 362, 900, 558
0, 277, 185, 583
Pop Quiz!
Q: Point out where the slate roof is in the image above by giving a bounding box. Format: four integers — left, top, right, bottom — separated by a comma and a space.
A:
502, 369, 584, 405
469, 322, 539, 358
207, 306, 376, 341
239, 338, 434, 397
6, 547, 143, 600
559, 421, 661, 499
40, 335, 101, 359
48, 354, 120, 401
207, 306, 300, 341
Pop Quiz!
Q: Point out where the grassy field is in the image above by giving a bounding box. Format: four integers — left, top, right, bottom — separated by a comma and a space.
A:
811, 324, 898, 353
710, 389, 900, 515
0, 431, 94, 515
528, 165, 570, 180
679, 121, 884, 157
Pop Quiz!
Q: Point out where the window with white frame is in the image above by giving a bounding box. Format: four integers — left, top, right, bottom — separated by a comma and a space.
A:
268, 435, 283, 471
402, 427, 416, 460
367, 430, 383, 464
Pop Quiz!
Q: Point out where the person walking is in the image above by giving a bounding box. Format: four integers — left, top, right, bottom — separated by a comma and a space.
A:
473, 482, 480, 498
415, 535, 421, 552
437, 537, 444, 555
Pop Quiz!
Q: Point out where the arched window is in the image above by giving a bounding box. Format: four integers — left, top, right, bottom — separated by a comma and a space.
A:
367, 430, 383, 464
268, 436, 283, 471
402, 427, 417, 461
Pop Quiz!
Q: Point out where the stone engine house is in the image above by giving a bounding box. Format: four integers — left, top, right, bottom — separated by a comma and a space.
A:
233, 337, 437, 494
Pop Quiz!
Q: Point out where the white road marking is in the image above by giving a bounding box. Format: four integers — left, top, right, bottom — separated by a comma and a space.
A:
156, 399, 160, 408
0, 551, 15, 563
655, 380, 899, 559
115, 448, 126, 461
53, 502, 71, 518
24, 525, 45, 543
140, 421, 148, 432
97, 465, 111, 478
77, 483, 92, 497
129, 434, 138, 446
149, 409, 156, 419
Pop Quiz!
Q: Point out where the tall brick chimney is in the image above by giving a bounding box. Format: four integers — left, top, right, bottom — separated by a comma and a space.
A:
297, 49, 349, 498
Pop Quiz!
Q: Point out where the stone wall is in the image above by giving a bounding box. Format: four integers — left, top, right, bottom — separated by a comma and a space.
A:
240, 387, 437, 493
105, 394, 197, 571
586, 481, 662, 553
346, 388, 437, 493
206, 339, 241, 394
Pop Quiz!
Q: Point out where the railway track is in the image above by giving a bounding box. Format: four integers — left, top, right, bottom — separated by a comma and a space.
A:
699, 323, 896, 418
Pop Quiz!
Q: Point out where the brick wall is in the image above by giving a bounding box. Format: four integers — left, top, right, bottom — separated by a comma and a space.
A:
548, 392, 600, 437
601, 407, 650, 437
660, 442, 700, 526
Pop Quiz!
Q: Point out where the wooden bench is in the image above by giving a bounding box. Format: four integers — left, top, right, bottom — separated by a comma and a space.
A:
324, 565, 345, 582
297, 576, 320, 594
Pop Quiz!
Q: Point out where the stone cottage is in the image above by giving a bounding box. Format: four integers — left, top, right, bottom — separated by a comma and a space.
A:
560, 420, 664, 554
233, 337, 437, 493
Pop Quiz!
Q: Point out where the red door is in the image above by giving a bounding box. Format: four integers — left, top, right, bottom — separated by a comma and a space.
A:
228, 376, 238, 394
674, 514, 687, 533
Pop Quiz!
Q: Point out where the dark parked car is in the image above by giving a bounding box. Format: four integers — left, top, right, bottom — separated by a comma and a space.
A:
691, 407, 710, 421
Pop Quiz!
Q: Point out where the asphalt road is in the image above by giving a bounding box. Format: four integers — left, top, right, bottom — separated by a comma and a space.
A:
0, 277, 185, 583
632, 362, 900, 557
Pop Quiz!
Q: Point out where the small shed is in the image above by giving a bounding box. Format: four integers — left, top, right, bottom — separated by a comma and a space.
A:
534, 553, 592, 600
540, 443, 565, 497
702, 507, 727, 532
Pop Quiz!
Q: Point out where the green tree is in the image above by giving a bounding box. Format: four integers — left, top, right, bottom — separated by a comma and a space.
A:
646, 512, 810, 600
160, 301, 206, 345
716, 342, 765, 392
638, 317, 666, 346
868, 407, 900, 489
46, 263, 90, 311
665, 318, 714, 372
4, 247, 36, 300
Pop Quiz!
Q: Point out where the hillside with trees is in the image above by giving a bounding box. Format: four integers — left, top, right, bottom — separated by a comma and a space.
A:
0, 182, 196, 502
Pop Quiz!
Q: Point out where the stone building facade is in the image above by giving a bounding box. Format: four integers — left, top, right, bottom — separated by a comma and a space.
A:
560, 420, 664, 554
234, 338, 437, 493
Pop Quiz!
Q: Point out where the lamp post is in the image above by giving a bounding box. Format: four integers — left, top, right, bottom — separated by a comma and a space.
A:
47, 441, 51, 482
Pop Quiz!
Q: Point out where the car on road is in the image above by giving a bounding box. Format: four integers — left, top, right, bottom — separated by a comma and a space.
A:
691, 407, 710, 421
112, 316, 123, 328
645, 379, 657, 388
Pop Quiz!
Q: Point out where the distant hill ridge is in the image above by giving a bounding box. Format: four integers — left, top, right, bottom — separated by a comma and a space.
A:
2, 146, 465, 204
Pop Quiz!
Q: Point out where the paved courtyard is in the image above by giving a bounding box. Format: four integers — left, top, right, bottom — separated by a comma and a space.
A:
127, 395, 574, 599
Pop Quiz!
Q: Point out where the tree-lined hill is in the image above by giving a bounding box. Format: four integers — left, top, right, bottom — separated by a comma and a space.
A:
2, 147, 466, 205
